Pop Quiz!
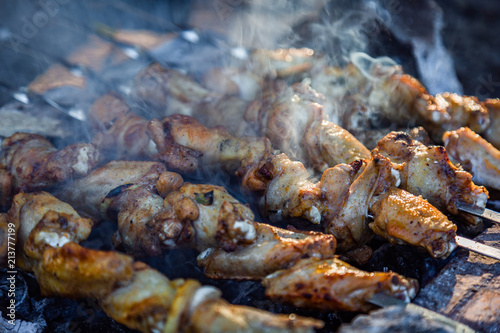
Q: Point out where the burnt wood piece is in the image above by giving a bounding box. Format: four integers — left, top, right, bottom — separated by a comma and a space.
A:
414, 223, 500, 332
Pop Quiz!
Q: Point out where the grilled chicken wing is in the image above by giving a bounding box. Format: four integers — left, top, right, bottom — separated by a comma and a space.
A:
263, 257, 418, 313
323, 155, 398, 251
105, 179, 337, 278
8, 191, 92, 271
134, 63, 214, 115
89, 93, 154, 162
55, 160, 166, 220
9, 189, 321, 332
443, 127, 500, 191
433, 93, 490, 137
373, 131, 489, 226
370, 188, 457, 259
0, 133, 98, 208
198, 224, 336, 280
37, 243, 322, 333
149, 115, 272, 174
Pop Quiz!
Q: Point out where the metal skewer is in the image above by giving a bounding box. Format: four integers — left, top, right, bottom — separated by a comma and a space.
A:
456, 202, 500, 225
368, 293, 476, 333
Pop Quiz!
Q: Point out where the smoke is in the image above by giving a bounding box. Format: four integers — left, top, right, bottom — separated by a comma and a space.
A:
222, 0, 462, 94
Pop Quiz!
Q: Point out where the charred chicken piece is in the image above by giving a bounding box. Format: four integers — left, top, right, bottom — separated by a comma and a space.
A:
246, 80, 370, 170
103, 179, 337, 279
89, 93, 153, 162
7, 191, 92, 271
149, 115, 272, 174
54, 160, 167, 220
434, 92, 490, 137
370, 188, 457, 259
133, 63, 214, 116
263, 257, 418, 313
0, 133, 99, 209
373, 131, 489, 227
323, 155, 398, 251
443, 127, 500, 191
150, 115, 461, 258
311, 63, 450, 131
37, 243, 322, 333
8, 189, 322, 332
197, 223, 336, 280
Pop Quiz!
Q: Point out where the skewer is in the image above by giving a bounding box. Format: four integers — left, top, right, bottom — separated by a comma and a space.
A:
456, 202, 500, 225
368, 293, 476, 333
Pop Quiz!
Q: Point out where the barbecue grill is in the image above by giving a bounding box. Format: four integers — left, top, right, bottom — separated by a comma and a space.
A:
1, 1, 500, 332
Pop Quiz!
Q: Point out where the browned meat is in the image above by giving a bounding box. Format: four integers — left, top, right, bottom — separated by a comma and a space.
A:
8, 191, 92, 271
370, 188, 457, 259
323, 155, 398, 251
0, 133, 99, 195
37, 244, 322, 333
133, 63, 213, 115
443, 127, 500, 191
304, 119, 371, 171
263, 257, 418, 313
106, 180, 337, 278
89, 93, 153, 162
54, 161, 166, 220
373, 131, 489, 226
198, 224, 336, 280
149, 115, 272, 174
435, 92, 490, 136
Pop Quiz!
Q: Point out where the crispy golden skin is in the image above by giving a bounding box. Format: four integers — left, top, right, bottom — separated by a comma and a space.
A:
370, 188, 457, 259
263, 257, 418, 313
55, 161, 166, 220
198, 224, 336, 280
434, 93, 490, 137
35, 242, 134, 299
107, 180, 336, 278
443, 127, 500, 191
323, 156, 398, 251
253, 153, 322, 224
0, 133, 98, 193
89, 93, 152, 162
36, 243, 322, 333
374, 131, 489, 226
304, 119, 371, 171
149, 115, 272, 174
8, 191, 92, 271
134, 63, 213, 115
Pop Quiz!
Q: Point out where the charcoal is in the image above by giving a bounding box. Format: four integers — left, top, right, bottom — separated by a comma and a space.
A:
414, 224, 500, 332
339, 305, 459, 333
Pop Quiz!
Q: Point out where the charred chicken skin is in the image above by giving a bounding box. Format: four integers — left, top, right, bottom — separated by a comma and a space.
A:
263, 257, 418, 313
151, 115, 459, 259
89, 93, 154, 162
443, 127, 500, 191
0, 133, 99, 209
373, 131, 489, 227
5, 191, 322, 333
